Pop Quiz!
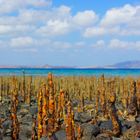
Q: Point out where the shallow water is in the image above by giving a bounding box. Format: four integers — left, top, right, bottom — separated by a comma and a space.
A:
0, 68, 140, 77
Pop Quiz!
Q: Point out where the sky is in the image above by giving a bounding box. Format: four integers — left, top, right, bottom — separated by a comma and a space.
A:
0, 0, 140, 66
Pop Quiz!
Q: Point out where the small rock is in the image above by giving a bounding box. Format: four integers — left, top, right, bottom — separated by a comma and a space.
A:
2, 136, 11, 140
30, 106, 38, 116
18, 95, 24, 102
121, 125, 129, 133
41, 134, 57, 140
74, 112, 92, 123
122, 125, 137, 140
127, 103, 137, 115
2, 120, 11, 129
55, 129, 66, 140
74, 112, 80, 122
112, 137, 121, 140
136, 116, 140, 123
96, 133, 112, 140
72, 99, 79, 107
21, 114, 32, 123
31, 97, 37, 104
0, 131, 3, 140
0, 114, 5, 119
2, 120, 12, 136
18, 108, 29, 117
19, 125, 32, 139
81, 123, 100, 137
122, 121, 136, 130
21, 104, 30, 110
100, 120, 112, 132
40, 136, 49, 140
82, 135, 96, 140
5, 128, 11, 136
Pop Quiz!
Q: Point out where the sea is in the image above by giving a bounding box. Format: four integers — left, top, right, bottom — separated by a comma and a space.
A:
0, 68, 140, 77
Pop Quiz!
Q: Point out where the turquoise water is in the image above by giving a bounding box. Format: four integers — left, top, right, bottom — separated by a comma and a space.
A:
0, 68, 140, 77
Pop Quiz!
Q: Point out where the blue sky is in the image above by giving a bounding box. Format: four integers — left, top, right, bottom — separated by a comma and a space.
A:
0, 0, 140, 66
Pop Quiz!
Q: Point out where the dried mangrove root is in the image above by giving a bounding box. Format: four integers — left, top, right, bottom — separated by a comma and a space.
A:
31, 117, 38, 140
37, 91, 43, 139
10, 101, 20, 140
76, 124, 82, 140
137, 81, 140, 113
26, 76, 32, 105
65, 101, 75, 140
100, 87, 106, 116
108, 92, 121, 137
128, 80, 138, 116
42, 84, 49, 136
58, 89, 65, 119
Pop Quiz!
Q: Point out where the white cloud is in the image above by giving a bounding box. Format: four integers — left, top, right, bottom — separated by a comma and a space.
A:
100, 4, 138, 27
109, 39, 140, 49
0, 37, 38, 52
36, 8, 98, 36
56, 5, 71, 15
0, 2, 139, 52
84, 27, 106, 37
0, 5, 73, 36
11, 37, 34, 48
37, 19, 71, 36
0, 40, 6, 48
75, 42, 85, 48
27, 0, 52, 7
0, 25, 12, 34
73, 10, 98, 27
48, 5, 72, 21
48, 41, 86, 50
0, 25, 35, 36
0, 0, 52, 14
10, 36, 50, 48
13, 48, 38, 52
92, 40, 105, 48
84, 25, 140, 37
52, 41, 71, 49
84, 4, 140, 37
89, 39, 140, 50
8, 36, 74, 51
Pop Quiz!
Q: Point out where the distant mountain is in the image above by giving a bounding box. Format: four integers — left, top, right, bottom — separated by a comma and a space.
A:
42, 64, 77, 69
105, 61, 140, 68
0, 60, 140, 69
0, 64, 77, 69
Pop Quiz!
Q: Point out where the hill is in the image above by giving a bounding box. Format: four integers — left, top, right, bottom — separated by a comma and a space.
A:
106, 61, 140, 68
